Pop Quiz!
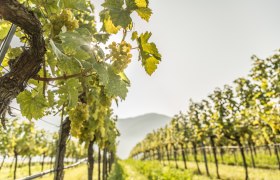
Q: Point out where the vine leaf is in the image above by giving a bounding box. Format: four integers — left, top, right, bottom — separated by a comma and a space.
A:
136, 7, 152, 21
105, 68, 129, 100
17, 91, 48, 120
135, 0, 148, 8
138, 32, 161, 75
102, 0, 132, 28
61, 0, 89, 12
104, 17, 120, 34
144, 56, 159, 75
59, 30, 92, 60
57, 79, 80, 108
109, 9, 132, 28
0, 20, 10, 40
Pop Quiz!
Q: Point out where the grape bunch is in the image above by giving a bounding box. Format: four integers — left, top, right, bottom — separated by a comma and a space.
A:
69, 102, 89, 137
50, 9, 79, 36
107, 41, 132, 73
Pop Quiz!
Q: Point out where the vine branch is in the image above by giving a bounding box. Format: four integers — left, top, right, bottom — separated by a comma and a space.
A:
33, 68, 93, 82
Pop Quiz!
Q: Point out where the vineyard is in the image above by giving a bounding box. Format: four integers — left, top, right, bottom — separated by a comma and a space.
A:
0, 0, 279, 180
129, 53, 280, 179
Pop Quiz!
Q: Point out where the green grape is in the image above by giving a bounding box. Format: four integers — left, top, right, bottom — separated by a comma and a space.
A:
100, 89, 111, 107
50, 9, 79, 36
69, 102, 89, 137
65, 19, 79, 31
60, 9, 73, 22
100, 127, 106, 138
107, 41, 133, 73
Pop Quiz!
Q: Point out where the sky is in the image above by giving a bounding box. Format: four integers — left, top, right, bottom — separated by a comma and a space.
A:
106, 0, 280, 118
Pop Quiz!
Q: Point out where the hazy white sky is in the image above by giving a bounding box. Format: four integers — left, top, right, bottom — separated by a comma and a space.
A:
107, 0, 280, 118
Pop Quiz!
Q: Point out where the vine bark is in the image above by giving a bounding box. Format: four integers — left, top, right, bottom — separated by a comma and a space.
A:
0, 0, 45, 118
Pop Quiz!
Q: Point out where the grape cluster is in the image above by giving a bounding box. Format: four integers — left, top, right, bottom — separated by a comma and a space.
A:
50, 9, 79, 36
69, 102, 89, 137
107, 41, 132, 73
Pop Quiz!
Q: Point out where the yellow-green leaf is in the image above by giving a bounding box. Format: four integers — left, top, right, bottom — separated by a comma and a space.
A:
104, 17, 120, 34
136, 8, 152, 22
135, 0, 147, 8
144, 56, 159, 75
131, 31, 138, 41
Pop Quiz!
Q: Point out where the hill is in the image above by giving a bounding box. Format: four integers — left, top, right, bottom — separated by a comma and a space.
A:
116, 113, 171, 159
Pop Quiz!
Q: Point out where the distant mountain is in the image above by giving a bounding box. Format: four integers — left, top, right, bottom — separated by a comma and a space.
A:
116, 113, 171, 159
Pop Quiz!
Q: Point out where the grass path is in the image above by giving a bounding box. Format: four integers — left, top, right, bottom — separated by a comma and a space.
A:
40, 163, 101, 180
119, 161, 147, 180
40, 164, 87, 180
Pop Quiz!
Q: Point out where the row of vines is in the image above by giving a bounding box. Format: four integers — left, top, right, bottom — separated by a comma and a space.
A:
0, 0, 160, 179
130, 52, 280, 180
0, 120, 87, 179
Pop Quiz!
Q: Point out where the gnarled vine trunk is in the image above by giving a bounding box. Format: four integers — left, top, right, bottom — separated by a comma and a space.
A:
180, 144, 187, 169
237, 138, 248, 180
248, 141, 255, 168
28, 156, 32, 176
102, 148, 107, 180
87, 140, 95, 180
54, 117, 71, 180
210, 136, 220, 179
274, 143, 280, 170
98, 148, 101, 180
41, 152, 46, 171
165, 145, 170, 165
201, 141, 210, 176
13, 150, 18, 180
192, 142, 201, 174
0, 154, 6, 171
172, 144, 178, 169
0, 0, 45, 118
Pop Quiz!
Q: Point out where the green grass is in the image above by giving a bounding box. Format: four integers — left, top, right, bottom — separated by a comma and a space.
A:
119, 161, 147, 180
166, 160, 280, 180
173, 149, 279, 169
108, 161, 128, 180
41, 162, 112, 180
40, 163, 90, 180
0, 162, 54, 180
2, 158, 278, 180
0, 161, 91, 180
